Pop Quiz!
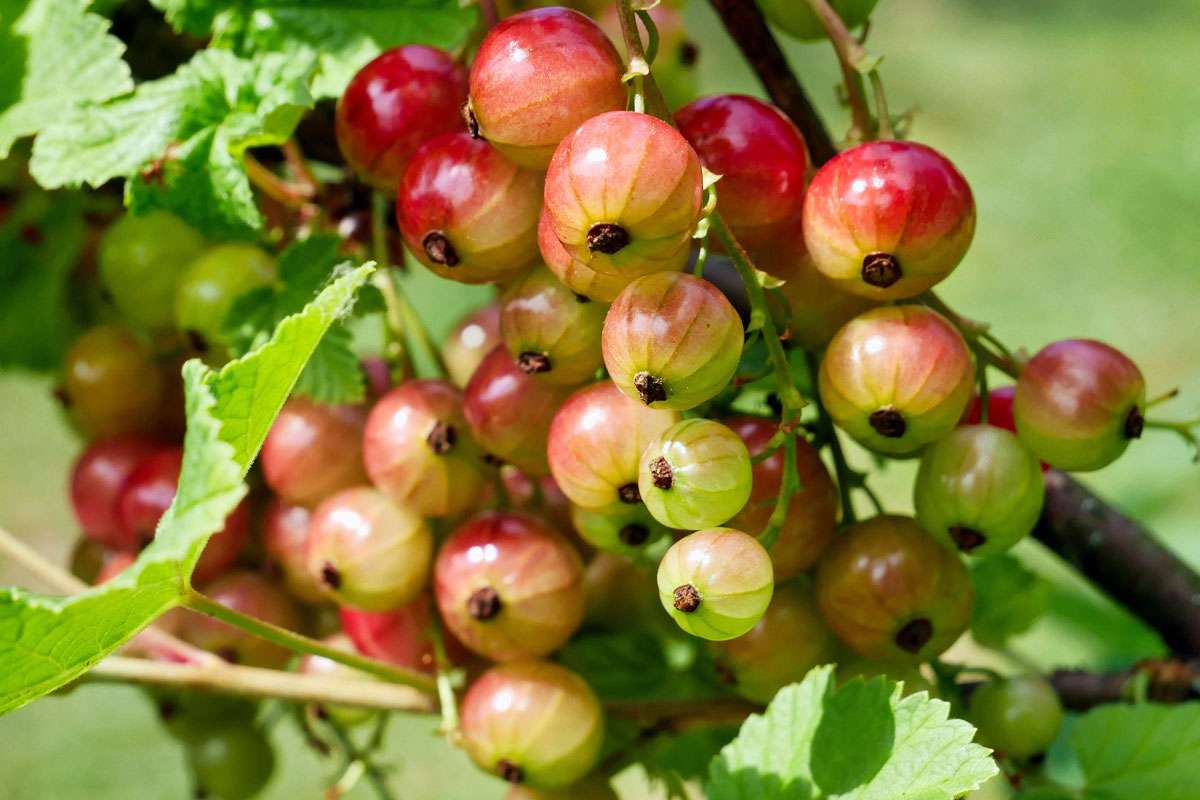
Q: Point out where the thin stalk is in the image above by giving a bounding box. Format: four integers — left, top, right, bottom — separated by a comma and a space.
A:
804, 352, 857, 525
867, 70, 895, 139
478, 0, 498, 29
615, 0, 672, 122
325, 717, 396, 800
759, 434, 798, 550
244, 154, 314, 209
803, 0, 874, 140
1144, 417, 1200, 460
282, 140, 320, 196
429, 618, 461, 741
921, 291, 1021, 378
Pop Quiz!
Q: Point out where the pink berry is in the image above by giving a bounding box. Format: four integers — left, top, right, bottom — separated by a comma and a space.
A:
443, 303, 503, 388
262, 498, 325, 604
69, 436, 165, 550
260, 398, 368, 508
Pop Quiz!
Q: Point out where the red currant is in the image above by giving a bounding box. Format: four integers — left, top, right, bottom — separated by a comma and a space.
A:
260, 398, 368, 508
569, 501, 670, 556
657, 528, 774, 641
500, 265, 607, 386
69, 436, 165, 550
262, 498, 325, 604
61, 324, 165, 439
583, 553, 665, 633
443, 303, 503, 388
180, 571, 304, 667
760, 0, 880, 40
340, 593, 464, 674
968, 675, 1064, 759
538, 207, 629, 302
638, 419, 752, 530
803, 141, 976, 299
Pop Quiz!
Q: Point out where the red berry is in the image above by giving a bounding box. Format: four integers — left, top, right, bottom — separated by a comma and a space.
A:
94, 550, 137, 585
543, 111, 704, 284
803, 141, 976, 299
1013, 339, 1146, 472
70, 436, 165, 550
62, 324, 165, 439
340, 593, 464, 674
500, 265, 607, 386
180, 571, 304, 667
443, 303, 503, 388
398, 132, 543, 284
538, 208, 628, 302
677, 94, 808, 249
262, 498, 325, 604
260, 398, 368, 508
467, 8, 626, 169
963, 384, 1018, 431
434, 511, 584, 661
336, 46, 467, 191
363, 379, 485, 517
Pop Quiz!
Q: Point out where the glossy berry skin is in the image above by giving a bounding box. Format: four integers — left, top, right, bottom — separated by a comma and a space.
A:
306, 486, 433, 612
435, 512, 584, 661
186, 724, 275, 800
569, 501, 670, 557
815, 515, 973, 662
505, 775, 618, 800
464, 345, 570, 476
460, 660, 604, 789
914, 425, 1046, 557
639, 419, 752, 530
298, 634, 378, 726
759, 0, 880, 40
398, 132, 543, 284
62, 324, 165, 439
262, 498, 325, 604
820, 305, 974, 456
803, 141, 976, 300
260, 398, 368, 507
603, 272, 744, 410
70, 436, 165, 550
467, 8, 626, 169
963, 384, 1018, 431
538, 208, 628, 302
363, 379, 485, 517
709, 580, 839, 703
657, 528, 774, 641
443, 303, 503, 388
547, 381, 679, 509
336, 45, 468, 191
543, 112, 703, 282
98, 211, 205, 330
500, 265, 607, 386
340, 594, 455, 674
726, 417, 838, 580
181, 571, 303, 667
1013, 339, 1146, 472
174, 243, 277, 354
968, 676, 1064, 759
677, 95, 808, 249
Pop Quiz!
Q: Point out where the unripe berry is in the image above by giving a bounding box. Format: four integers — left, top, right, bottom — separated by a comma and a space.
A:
815, 515, 973, 662
298, 634, 378, 726
363, 379, 486, 517
968, 675, 1064, 759
62, 324, 165, 439
336, 45, 468, 191
914, 425, 1045, 556
543, 111, 703, 282
1013, 339, 1145, 471
820, 305, 974, 455
462, 661, 603, 789
538, 208, 628, 302
435, 512, 584, 661
443, 303, 503, 388
726, 417, 838, 580
306, 487, 433, 612
569, 501, 670, 556
803, 141, 975, 299
260, 398, 368, 507
500, 265, 607, 386
639, 419, 752, 530
547, 381, 679, 509
603, 272, 744, 410
709, 580, 839, 703
505, 775, 618, 800
398, 133, 543, 284
657, 528, 774, 641
467, 8, 626, 169
174, 243, 277, 355
759, 0, 880, 41
70, 436, 165, 550
98, 211, 205, 330
676, 94, 808, 249
186, 724, 275, 800
583, 553, 666, 634
181, 571, 304, 667
262, 498, 325, 604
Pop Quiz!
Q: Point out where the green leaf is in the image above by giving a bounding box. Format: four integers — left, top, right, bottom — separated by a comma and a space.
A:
0, 264, 373, 716
29, 49, 314, 239
0, 0, 133, 158
708, 666, 997, 800
970, 555, 1052, 649
1068, 702, 1200, 800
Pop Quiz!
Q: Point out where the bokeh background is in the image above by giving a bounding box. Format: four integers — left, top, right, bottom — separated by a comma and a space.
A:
1, 0, 1198, 796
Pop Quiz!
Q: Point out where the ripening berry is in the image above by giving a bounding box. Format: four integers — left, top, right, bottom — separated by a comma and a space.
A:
363, 379, 486, 517
443, 303, 503, 388
500, 265, 607, 386
968, 675, 1064, 759
62, 324, 165, 439
464, 345, 571, 475
759, 0, 880, 41
638, 419, 752, 530
335, 45, 467, 191
505, 775, 619, 800
467, 8, 626, 169
815, 515, 973, 662
656, 528, 774, 641
583, 553, 666, 634
398, 133, 543, 284
677, 94, 808, 249
820, 305, 974, 455
914, 425, 1046, 557
340, 594, 463, 674
460, 660, 604, 788
186, 724, 275, 800
1013, 339, 1146, 472
174, 243, 277, 355
98, 211, 205, 330
260, 398, 368, 507
726, 417, 838, 580
298, 634, 378, 726
547, 381, 680, 509
709, 580, 839, 703
70, 436, 165, 550
180, 571, 304, 667
435, 512, 584, 661
569, 501, 670, 557
538, 208, 629, 302
306, 486, 433, 612
803, 141, 975, 299
262, 498, 325, 604
603, 272, 744, 410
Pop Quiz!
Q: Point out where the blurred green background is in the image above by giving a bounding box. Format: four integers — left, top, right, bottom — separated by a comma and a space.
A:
2, 0, 1199, 796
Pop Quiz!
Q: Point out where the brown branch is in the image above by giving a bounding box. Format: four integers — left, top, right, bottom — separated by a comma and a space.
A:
1049, 659, 1200, 711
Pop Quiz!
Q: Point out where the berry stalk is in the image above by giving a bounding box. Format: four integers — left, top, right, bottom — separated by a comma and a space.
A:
804, 352, 859, 525
802, 0, 875, 141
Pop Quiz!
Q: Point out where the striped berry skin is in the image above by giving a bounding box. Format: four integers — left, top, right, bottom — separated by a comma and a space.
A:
543, 111, 703, 284
803, 141, 975, 300
602, 272, 744, 411
819, 305, 974, 456
398, 133, 543, 284
500, 265, 607, 387
260, 398, 368, 508
656, 528, 774, 641
443, 303, 503, 388
538, 208, 628, 302
638, 419, 753, 531
336, 45, 467, 191
467, 8, 626, 169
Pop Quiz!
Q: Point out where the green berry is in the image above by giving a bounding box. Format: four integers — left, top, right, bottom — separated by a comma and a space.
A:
638, 419, 752, 530
174, 243, 276, 355
98, 211, 205, 330
187, 724, 275, 800
969, 675, 1064, 759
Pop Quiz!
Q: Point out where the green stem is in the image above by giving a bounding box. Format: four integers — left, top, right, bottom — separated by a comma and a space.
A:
803, 0, 875, 140
183, 591, 437, 693
804, 351, 857, 525
429, 618, 460, 739
325, 717, 396, 800
615, 0, 672, 122
921, 291, 1021, 379
759, 434, 798, 550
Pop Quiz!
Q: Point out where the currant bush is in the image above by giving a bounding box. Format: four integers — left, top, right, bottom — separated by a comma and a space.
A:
500, 265, 607, 386
638, 418, 753, 530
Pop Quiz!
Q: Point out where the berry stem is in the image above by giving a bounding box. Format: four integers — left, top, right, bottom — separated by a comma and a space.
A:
323, 716, 396, 800
920, 291, 1022, 378
428, 616, 461, 740
244, 152, 316, 210
1144, 417, 1200, 461
758, 433, 798, 550
802, 0, 876, 141
615, 0, 672, 122
477, 0, 498, 29
281, 140, 321, 197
